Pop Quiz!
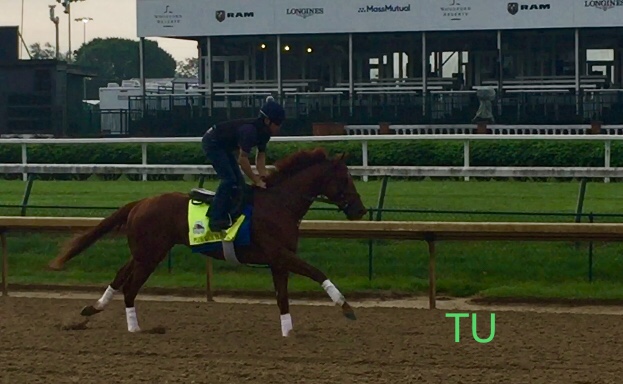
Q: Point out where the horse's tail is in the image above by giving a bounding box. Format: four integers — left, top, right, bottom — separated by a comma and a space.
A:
48, 200, 141, 270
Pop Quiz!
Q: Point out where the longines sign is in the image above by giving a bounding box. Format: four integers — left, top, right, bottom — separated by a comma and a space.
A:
137, 0, 623, 37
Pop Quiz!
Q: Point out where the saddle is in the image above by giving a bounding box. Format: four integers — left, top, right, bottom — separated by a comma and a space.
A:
189, 188, 217, 204
189, 184, 255, 224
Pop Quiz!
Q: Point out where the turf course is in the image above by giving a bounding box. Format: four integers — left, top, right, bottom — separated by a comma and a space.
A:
2, 177, 623, 300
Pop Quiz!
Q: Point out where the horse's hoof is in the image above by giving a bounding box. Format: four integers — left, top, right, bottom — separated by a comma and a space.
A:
341, 303, 357, 320
80, 305, 102, 317
47, 262, 64, 271
344, 311, 357, 320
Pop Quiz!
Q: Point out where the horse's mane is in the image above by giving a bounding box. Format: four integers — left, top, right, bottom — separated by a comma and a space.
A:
264, 147, 330, 187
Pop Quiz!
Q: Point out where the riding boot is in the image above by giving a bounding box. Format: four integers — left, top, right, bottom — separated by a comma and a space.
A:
208, 192, 234, 232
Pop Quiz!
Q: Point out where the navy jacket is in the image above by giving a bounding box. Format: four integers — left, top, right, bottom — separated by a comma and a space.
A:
203, 118, 271, 154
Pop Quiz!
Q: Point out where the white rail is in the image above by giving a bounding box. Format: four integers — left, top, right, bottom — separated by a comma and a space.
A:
344, 124, 623, 135
0, 134, 619, 183
1, 164, 622, 179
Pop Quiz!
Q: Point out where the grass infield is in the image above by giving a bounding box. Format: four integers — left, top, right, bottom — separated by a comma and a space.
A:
2, 177, 623, 301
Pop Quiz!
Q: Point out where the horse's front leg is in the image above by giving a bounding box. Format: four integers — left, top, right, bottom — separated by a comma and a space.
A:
270, 266, 293, 337
273, 246, 356, 321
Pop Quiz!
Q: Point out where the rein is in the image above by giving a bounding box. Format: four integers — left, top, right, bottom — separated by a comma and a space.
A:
312, 196, 344, 211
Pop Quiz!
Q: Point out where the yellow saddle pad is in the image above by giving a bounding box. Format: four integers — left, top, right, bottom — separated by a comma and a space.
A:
187, 201, 246, 246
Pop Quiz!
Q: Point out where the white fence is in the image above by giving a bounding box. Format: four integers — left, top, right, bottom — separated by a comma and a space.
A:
0, 133, 621, 183
344, 124, 623, 135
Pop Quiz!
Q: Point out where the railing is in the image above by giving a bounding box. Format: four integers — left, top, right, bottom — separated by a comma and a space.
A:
28, 89, 618, 138
0, 176, 619, 286
1, 134, 622, 183
4, 216, 623, 307
125, 89, 623, 127
344, 124, 623, 135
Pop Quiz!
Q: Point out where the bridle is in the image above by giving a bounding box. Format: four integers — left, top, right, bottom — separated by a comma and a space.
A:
312, 194, 351, 214
307, 168, 353, 214
265, 159, 355, 216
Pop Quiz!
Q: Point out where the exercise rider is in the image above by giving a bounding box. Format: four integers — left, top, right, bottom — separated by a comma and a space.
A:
201, 96, 285, 232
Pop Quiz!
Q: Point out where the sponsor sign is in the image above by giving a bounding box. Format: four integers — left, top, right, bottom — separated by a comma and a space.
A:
154, 4, 183, 29
136, 0, 623, 38
507, 2, 551, 15
584, 0, 623, 10
440, 0, 471, 21
215, 10, 255, 22
286, 7, 324, 18
357, 4, 411, 13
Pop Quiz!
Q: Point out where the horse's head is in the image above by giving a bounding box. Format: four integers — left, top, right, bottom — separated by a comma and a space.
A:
319, 153, 367, 220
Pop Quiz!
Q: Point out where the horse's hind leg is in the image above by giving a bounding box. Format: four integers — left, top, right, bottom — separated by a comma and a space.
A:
276, 251, 356, 321
81, 260, 134, 317
122, 259, 159, 333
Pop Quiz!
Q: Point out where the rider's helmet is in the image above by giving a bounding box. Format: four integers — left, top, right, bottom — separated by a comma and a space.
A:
259, 96, 285, 126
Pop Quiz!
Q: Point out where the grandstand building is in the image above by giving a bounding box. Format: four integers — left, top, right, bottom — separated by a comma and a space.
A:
129, 0, 623, 135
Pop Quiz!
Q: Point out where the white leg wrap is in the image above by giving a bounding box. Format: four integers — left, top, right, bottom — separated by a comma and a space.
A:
125, 307, 141, 332
322, 279, 345, 306
94, 285, 116, 310
280, 313, 293, 337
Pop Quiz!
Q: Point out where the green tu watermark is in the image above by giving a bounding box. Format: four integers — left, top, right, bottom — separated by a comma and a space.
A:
446, 313, 496, 343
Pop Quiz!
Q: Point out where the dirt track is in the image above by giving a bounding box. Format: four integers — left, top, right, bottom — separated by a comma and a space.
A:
2, 294, 623, 384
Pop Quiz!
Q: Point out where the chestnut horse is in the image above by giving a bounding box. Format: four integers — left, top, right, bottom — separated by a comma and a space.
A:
48, 148, 367, 337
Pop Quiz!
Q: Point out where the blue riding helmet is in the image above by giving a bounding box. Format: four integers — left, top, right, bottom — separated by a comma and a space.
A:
259, 96, 286, 125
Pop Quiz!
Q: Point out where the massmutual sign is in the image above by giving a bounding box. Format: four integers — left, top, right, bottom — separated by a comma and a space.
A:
357, 4, 411, 13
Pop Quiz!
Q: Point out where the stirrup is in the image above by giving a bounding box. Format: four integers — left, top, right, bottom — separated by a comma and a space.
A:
210, 214, 233, 232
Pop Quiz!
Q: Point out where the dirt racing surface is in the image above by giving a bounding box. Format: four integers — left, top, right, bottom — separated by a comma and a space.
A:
2, 295, 623, 384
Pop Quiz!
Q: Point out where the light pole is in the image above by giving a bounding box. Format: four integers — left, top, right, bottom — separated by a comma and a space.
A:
49, 5, 60, 59
20, 0, 24, 58
74, 17, 93, 45
57, 0, 86, 62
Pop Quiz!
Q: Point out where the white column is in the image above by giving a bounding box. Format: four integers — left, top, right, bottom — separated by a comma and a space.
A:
349, 33, 354, 116
421, 32, 427, 117
207, 36, 213, 114
277, 35, 282, 100
575, 28, 581, 115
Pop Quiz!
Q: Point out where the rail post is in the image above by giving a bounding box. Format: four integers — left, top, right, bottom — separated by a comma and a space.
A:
361, 140, 369, 182
575, 178, 587, 223
21, 143, 27, 182
574, 178, 588, 249
375, 176, 389, 221
367, 209, 374, 281
20, 175, 35, 216
367, 176, 390, 281
1, 230, 8, 296
588, 212, 594, 283
425, 233, 436, 309
141, 143, 148, 182
604, 140, 611, 183
463, 140, 470, 181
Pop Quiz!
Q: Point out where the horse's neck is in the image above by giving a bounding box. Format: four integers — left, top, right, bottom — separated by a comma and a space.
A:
269, 163, 326, 219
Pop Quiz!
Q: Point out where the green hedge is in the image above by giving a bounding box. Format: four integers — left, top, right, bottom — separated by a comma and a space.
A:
0, 140, 619, 181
